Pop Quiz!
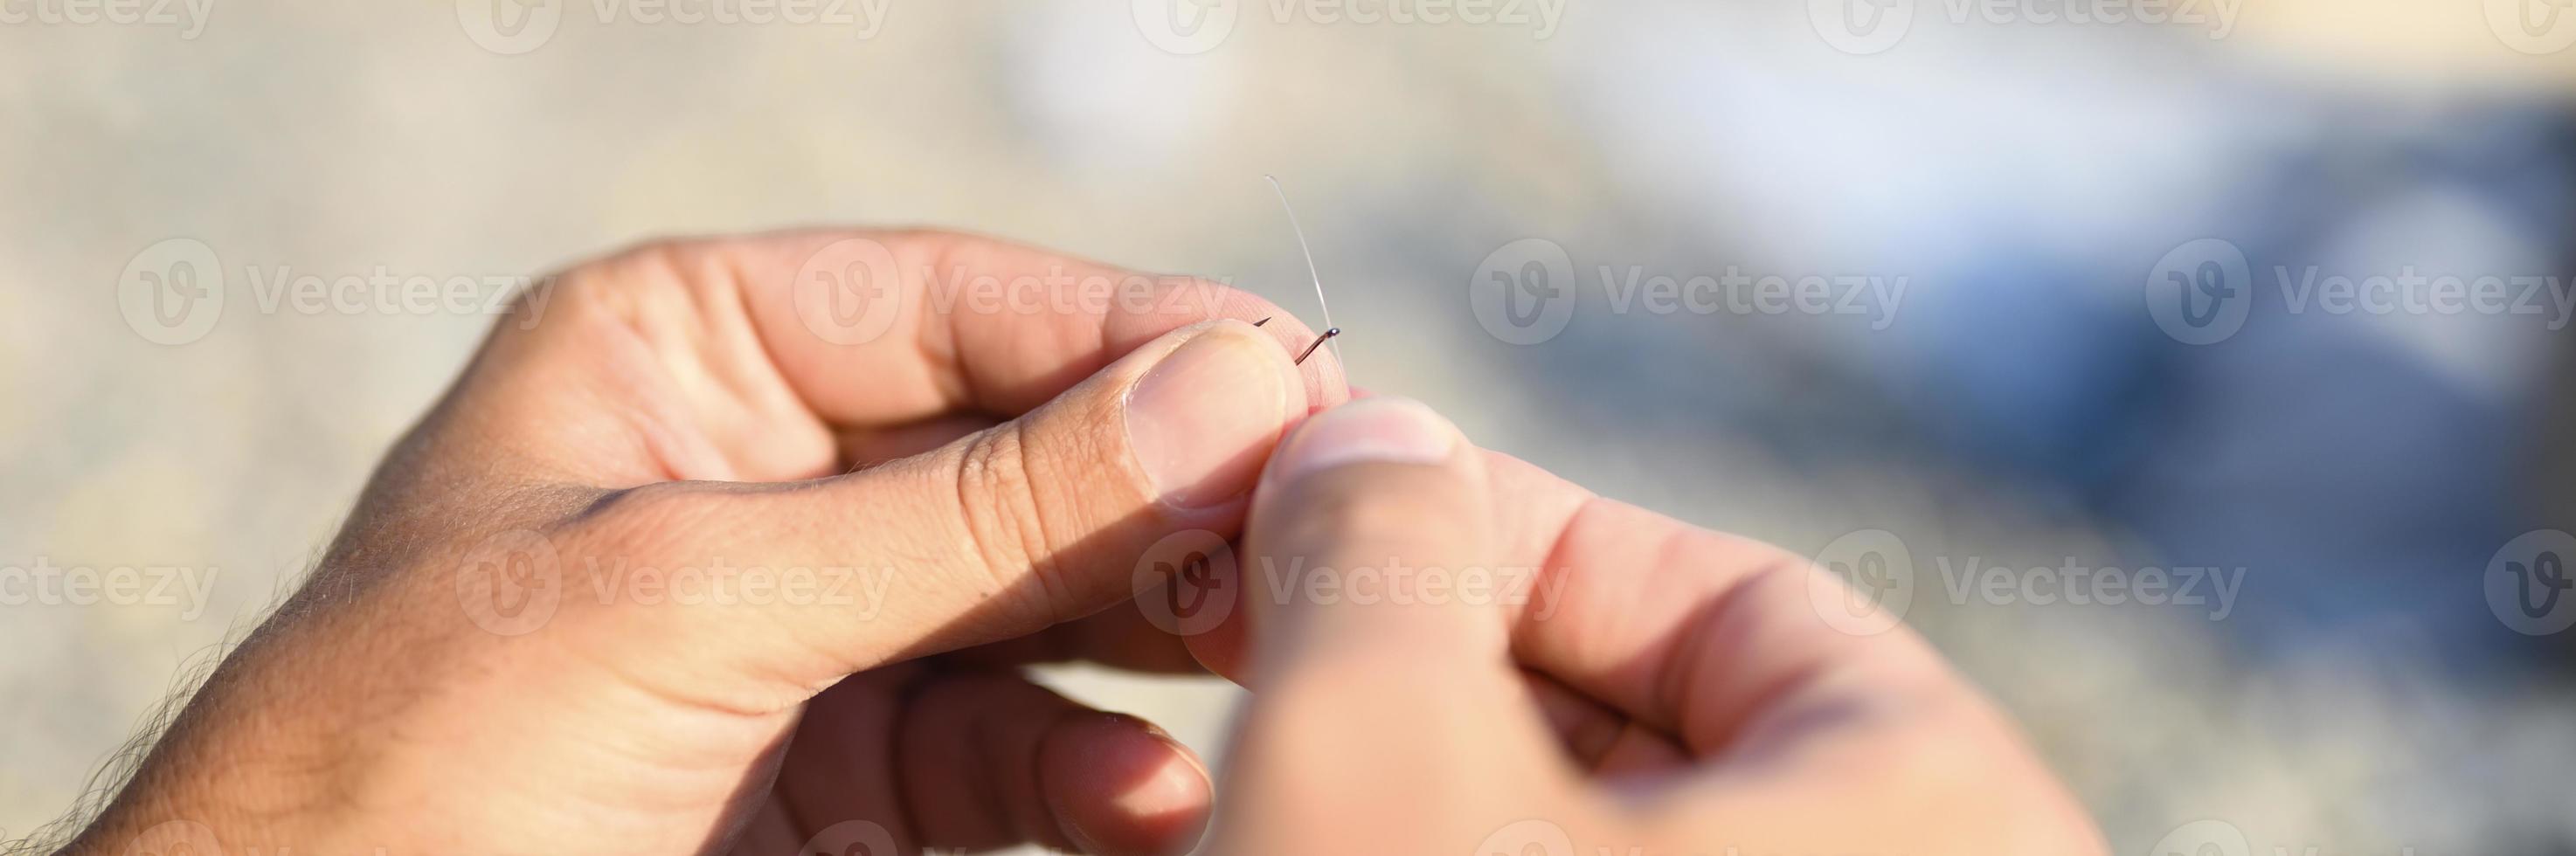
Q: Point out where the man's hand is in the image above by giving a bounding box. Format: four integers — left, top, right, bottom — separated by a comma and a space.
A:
65, 230, 1346, 856
60, 227, 2105, 856
1196, 397, 2109, 855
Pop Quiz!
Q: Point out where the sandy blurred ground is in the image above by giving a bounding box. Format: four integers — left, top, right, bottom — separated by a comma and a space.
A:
4, 2, 2575, 853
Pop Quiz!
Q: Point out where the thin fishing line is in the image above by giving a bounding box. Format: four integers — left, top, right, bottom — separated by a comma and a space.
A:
1264, 175, 1343, 367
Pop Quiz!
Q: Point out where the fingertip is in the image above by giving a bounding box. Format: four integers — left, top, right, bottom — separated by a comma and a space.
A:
1295, 339, 1353, 415
1125, 320, 1303, 510
1233, 309, 1350, 416
1180, 610, 1250, 685
1238, 395, 1499, 679
1042, 714, 1214, 856
1266, 397, 1463, 486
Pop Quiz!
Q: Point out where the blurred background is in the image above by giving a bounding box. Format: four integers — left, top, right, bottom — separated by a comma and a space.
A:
5, 1, 2576, 853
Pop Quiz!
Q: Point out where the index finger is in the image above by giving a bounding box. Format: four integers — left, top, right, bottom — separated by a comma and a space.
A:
1479, 454, 2098, 853
702, 228, 1347, 426
1187, 446, 2018, 767
1477, 453, 1965, 756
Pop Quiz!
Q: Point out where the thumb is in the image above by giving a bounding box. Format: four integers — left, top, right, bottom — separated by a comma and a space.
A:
534, 318, 1310, 703
1243, 397, 1508, 673
1213, 398, 1564, 849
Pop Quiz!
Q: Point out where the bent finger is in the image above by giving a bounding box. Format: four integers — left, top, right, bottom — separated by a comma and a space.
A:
698, 229, 1347, 427
1214, 398, 1568, 852
543, 320, 1305, 707
768, 669, 1211, 856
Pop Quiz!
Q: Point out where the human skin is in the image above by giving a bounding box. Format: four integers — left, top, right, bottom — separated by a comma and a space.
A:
52, 230, 2105, 856
1195, 397, 2109, 855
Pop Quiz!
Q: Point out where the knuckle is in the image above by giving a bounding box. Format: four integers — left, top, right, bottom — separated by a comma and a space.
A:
949, 425, 1075, 618
563, 480, 719, 560
541, 238, 731, 328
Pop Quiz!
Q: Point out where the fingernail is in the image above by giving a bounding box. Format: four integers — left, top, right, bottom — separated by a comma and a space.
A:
1126, 321, 1297, 508
1271, 397, 1458, 482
